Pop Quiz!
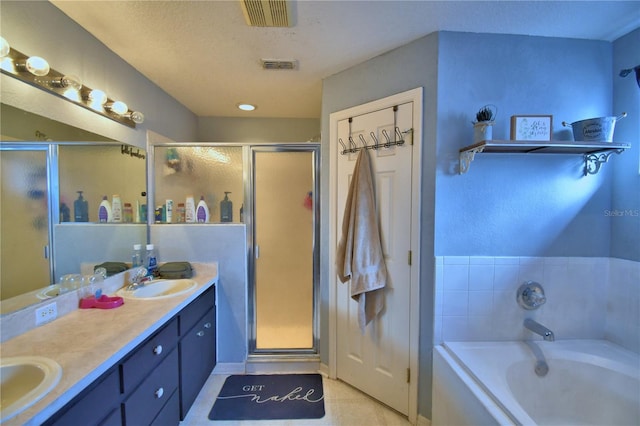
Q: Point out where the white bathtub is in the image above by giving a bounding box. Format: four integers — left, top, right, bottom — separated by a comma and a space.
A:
433, 340, 640, 426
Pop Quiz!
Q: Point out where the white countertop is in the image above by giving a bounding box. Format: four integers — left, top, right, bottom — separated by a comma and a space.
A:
0, 262, 218, 426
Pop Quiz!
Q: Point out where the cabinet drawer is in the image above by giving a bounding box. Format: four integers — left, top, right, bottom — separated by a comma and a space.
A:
123, 348, 179, 426
44, 368, 120, 426
121, 318, 178, 394
179, 285, 215, 335
151, 388, 180, 426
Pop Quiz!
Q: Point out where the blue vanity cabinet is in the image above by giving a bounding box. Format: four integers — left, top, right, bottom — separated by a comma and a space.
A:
178, 285, 216, 419
122, 348, 179, 425
42, 285, 216, 425
121, 317, 179, 425
42, 368, 121, 426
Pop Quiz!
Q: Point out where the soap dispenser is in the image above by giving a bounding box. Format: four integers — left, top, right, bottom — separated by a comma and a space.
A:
74, 191, 89, 222
220, 192, 233, 222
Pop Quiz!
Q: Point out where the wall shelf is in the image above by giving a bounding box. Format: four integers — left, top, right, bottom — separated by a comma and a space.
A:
459, 140, 631, 175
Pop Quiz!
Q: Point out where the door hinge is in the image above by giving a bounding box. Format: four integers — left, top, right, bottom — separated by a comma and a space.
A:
408, 250, 412, 266
406, 368, 410, 383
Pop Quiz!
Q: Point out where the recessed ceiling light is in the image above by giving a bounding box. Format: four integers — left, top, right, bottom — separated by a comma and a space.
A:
237, 103, 256, 111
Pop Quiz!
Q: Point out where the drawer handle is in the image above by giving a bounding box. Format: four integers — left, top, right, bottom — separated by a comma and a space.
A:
155, 387, 164, 399
204, 322, 212, 329
197, 330, 205, 337
153, 345, 163, 355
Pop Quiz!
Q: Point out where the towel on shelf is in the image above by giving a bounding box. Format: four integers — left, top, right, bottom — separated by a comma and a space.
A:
336, 149, 388, 332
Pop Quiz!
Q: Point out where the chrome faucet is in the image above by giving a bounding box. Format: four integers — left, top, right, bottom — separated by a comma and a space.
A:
126, 267, 151, 291
524, 318, 555, 341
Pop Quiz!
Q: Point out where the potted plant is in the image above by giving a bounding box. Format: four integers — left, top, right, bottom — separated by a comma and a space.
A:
472, 104, 497, 143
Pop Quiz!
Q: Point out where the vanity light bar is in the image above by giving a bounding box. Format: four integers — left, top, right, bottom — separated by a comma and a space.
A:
0, 39, 144, 128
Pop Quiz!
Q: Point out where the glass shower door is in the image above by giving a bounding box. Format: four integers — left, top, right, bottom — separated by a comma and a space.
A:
1, 145, 53, 300
251, 146, 319, 353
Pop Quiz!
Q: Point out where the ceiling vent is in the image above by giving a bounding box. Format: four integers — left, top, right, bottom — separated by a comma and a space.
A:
261, 59, 297, 70
240, 0, 293, 27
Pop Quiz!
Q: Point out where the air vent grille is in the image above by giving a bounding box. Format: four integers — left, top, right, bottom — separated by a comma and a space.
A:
261, 59, 297, 70
240, 0, 292, 27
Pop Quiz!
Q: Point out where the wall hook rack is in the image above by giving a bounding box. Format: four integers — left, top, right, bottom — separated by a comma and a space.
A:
339, 127, 407, 155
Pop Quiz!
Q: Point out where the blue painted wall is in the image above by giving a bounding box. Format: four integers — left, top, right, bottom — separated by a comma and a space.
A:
436, 32, 615, 257
612, 28, 640, 261
0, 1, 198, 148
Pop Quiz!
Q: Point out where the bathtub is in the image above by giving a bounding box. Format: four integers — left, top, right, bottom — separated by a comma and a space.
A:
432, 340, 640, 426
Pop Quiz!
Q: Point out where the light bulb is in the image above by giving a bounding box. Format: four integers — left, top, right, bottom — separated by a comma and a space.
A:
88, 89, 107, 105
0, 37, 10, 58
106, 101, 128, 115
237, 103, 256, 111
52, 74, 82, 91
127, 111, 144, 124
25, 56, 50, 76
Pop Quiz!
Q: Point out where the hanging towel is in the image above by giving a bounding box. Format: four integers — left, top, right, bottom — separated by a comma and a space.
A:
336, 149, 388, 332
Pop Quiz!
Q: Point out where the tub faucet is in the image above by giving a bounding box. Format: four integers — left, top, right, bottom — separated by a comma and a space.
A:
524, 318, 555, 341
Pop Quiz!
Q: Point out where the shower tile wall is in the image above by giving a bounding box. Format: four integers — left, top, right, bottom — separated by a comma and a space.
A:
434, 256, 640, 353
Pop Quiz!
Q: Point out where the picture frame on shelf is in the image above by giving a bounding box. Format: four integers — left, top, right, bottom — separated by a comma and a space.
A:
510, 115, 553, 141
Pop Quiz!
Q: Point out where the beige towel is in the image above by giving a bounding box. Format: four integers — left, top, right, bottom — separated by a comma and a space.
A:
336, 149, 388, 332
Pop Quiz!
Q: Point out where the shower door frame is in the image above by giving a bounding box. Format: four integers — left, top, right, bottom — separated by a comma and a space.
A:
247, 144, 321, 358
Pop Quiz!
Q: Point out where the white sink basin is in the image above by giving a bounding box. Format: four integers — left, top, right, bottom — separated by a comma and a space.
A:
0, 356, 62, 422
36, 285, 60, 300
117, 279, 197, 300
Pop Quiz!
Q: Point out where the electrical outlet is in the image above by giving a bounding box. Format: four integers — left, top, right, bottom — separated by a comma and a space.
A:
35, 302, 57, 326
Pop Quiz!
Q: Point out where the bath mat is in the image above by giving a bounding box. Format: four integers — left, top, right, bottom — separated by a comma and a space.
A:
208, 373, 325, 420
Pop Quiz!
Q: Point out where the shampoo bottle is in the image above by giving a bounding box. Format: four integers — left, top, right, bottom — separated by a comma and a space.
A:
220, 191, 233, 222
196, 196, 210, 223
111, 195, 122, 222
185, 196, 196, 223
98, 196, 112, 222
74, 191, 89, 222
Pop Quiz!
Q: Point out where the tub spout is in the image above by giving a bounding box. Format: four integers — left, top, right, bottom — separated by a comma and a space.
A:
524, 318, 555, 341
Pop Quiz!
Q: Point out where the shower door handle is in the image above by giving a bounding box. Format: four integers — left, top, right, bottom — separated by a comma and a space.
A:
44, 245, 49, 259
255, 245, 260, 259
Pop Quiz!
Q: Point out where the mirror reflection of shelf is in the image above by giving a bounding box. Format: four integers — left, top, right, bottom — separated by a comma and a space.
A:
459, 140, 631, 175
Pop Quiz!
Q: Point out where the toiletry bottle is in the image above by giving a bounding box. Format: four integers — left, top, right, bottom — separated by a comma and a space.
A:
60, 203, 70, 222
155, 206, 163, 223
166, 199, 174, 223
98, 196, 112, 222
74, 191, 89, 222
185, 195, 196, 223
220, 191, 233, 222
134, 200, 141, 223
112, 194, 122, 222
196, 195, 210, 223
145, 244, 158, 276
176, 203, 186, 223
123, 203, 133, 223
132, 244, 143, 267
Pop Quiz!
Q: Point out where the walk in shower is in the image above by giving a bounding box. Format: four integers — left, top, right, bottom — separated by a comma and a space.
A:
150, 143, 320, 359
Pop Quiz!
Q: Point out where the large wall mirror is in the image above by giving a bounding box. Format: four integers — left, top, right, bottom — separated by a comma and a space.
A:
0, 103, 146, 313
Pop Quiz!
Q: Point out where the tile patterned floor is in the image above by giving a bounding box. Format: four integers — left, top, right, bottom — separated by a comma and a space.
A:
181, 373, 414, 426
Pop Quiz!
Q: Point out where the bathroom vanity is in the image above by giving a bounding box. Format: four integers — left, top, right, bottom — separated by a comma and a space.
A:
0, 263, 217, 426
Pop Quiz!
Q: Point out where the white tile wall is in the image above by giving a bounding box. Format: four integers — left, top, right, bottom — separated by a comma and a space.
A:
606, 258, 640, 353
434, 256, 639, 354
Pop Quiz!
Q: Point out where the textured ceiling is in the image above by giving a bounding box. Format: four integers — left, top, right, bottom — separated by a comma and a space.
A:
50, 1, 640, 119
